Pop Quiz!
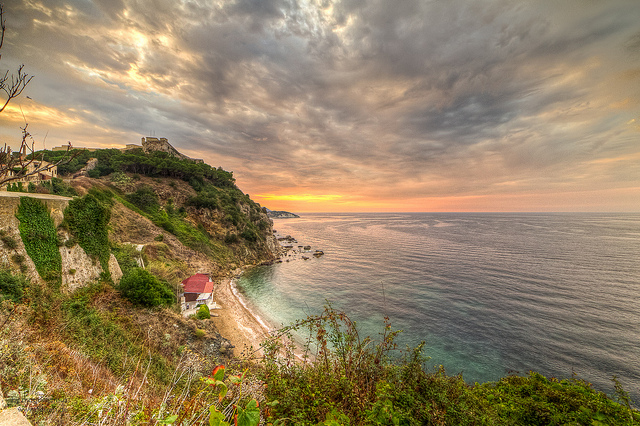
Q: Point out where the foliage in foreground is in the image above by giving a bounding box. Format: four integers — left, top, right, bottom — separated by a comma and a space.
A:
1, 286, 639, 426
260, 306, 640, 425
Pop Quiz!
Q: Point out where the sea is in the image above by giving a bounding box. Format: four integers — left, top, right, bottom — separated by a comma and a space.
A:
235, 213, 640, 402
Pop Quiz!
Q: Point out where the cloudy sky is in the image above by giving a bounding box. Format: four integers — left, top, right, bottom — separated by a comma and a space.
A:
1, 0, 639, 212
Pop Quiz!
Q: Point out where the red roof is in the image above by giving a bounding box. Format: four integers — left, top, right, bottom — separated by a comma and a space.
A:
182, 274, 213, 294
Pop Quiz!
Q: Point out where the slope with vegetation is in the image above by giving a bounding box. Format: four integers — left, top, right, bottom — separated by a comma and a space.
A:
1, 149, 639, 425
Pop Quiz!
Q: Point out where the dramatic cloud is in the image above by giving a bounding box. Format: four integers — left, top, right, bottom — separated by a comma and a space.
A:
1, 0, 639, 211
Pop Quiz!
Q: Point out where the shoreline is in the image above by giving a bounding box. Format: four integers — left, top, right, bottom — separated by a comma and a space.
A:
212, 225, 316, 361
211, 276, 274, 359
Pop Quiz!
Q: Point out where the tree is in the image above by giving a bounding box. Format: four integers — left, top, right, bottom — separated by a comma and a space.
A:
0, 4, 76, 187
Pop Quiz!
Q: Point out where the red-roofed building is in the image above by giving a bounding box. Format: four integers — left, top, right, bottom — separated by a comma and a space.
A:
181, 273, 214, 310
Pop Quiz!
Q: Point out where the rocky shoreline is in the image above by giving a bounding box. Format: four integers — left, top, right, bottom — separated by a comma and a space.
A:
212, 229, 324, 359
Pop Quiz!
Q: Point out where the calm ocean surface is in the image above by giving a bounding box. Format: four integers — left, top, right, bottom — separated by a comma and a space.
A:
236, 213, 640, 400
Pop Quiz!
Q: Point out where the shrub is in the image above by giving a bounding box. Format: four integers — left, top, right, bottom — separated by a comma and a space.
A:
195, 328, 206, 339
109, 171, 131, 184
224, 233, 239, 244
39, 178, 77, 197
196, 303, 210, 320
126, 186, 159, 214
1, 234, 18, 250
0, 269, 28, 303
118, 268, 173, 307
240, 228, 258, 242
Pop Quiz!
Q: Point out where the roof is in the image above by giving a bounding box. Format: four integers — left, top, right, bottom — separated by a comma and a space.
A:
182, 273, 214, 294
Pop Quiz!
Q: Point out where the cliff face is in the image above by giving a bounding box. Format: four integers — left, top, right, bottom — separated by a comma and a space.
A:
0, 192, 122, 290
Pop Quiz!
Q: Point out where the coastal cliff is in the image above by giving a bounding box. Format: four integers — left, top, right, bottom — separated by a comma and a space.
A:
1, 148, 280, 288
1, 151, 638, 425
266, 209, 300, 218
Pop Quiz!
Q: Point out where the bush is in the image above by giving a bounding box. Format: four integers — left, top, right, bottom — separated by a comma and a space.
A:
126, 186, 160, 214
39, 178, 77, 197
0, 269, 28, 303
118, 268, 174, 307
240, 228, 258, 242
196, 303, 210, 320
1, 234, 18, 250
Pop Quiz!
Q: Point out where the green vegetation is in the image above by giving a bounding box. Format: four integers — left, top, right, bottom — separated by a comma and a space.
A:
60, 282, 172, 381
120, 188, 235, 264
38, 177, 77, 197
15, 196, 61, 285
118, 268, 174, 307
196, 303, 210, 320
0, 269, 28, 303
110, 243, 141, 275
126, 185, 160, 214
43, 148, 235, 187
63, 191, 113, 275
41, 148, 271, 250
259, 306, 640, 425
6, 177, 76, 197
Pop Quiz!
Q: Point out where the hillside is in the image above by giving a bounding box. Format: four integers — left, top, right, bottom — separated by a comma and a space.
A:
1, 150, 639, 425
0, 149, 280, 423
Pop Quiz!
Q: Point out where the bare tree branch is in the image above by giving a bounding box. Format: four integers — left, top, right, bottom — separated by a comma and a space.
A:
0, 3, 77, 188
0, 5, 32, 113
0, 124, 77, 186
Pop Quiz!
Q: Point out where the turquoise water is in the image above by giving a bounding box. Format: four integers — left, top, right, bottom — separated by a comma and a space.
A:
236, 213, 640, 400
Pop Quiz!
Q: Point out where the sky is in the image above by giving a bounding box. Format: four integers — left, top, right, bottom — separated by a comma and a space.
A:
1, 0, 639, 212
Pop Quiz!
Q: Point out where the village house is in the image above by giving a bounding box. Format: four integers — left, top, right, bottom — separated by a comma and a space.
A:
0, 159, 57, 190
180, 273, 214, 311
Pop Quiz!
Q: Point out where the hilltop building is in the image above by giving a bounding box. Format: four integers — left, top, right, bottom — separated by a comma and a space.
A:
0, 144, 58, 189
140, 137, 203, 163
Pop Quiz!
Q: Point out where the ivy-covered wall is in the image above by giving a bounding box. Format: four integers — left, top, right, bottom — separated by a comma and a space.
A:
15, 196, 62, 286
63, 191, 113, 277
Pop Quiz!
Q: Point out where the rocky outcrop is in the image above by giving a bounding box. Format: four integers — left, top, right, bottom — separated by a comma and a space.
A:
0, 408, 32, 426
59, 236, 123, 290
266, 210, 300, 218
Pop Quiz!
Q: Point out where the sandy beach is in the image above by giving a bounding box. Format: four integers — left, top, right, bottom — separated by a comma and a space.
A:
211, 277, 273, 359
